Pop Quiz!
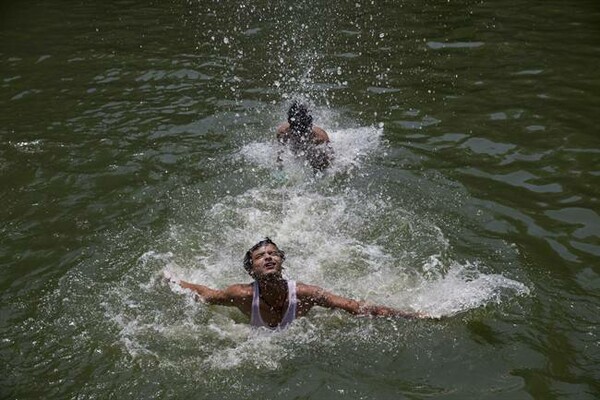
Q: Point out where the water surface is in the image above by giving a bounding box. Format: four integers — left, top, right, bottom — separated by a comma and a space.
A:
1, 0, 599, 399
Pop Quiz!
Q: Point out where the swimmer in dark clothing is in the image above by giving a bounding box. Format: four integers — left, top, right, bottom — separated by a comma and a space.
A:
276, 102, 334, 172
164, 238, 430, 329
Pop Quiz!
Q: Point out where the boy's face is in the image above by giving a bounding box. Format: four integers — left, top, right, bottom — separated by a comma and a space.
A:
250, 244, 283, 280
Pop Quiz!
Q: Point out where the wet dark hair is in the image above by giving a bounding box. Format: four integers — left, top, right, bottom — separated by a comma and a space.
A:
287, 101, 313, 135
243, 237, 285, 273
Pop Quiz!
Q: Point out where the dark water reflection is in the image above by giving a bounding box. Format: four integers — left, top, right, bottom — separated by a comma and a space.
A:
2, 0, 600, 399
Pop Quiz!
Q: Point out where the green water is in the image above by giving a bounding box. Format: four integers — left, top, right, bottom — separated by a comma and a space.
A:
1, 0, 599, 399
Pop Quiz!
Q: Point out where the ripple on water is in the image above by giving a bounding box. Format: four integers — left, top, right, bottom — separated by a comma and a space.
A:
426, 41, 485, 50
460, 168, 563, 194
459, 137, 517, 156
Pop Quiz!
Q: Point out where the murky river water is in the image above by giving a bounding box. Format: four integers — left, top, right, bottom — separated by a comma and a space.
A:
1, 0, 599, 399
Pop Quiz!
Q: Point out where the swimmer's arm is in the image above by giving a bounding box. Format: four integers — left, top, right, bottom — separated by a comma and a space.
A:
166, 274, 246, 307
276, 122, 290, 139
305, 284, 426, 319
357, 304, 428, 319
312, 127, 334, 161
312, 126, 330, 144
275, 123, 289, 165
175, 280, 227, 304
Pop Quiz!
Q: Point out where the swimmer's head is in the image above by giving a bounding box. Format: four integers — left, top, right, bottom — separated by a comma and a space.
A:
287, 101, 313, 132
243, 237, 286, 273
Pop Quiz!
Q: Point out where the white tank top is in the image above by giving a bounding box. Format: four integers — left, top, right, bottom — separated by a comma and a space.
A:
250, 280, 297, 329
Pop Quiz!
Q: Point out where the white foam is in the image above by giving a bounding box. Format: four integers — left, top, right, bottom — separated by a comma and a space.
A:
327, 126, 384, 174
104, 111, 529, 372
10, 139, 44, 153
410, 255, 530, 318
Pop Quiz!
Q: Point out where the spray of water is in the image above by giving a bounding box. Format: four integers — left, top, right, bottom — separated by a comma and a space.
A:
89, 2, 533, 377
98, 107, 530, 374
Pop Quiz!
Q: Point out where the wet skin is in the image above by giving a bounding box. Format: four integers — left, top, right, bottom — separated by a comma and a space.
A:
168, 244, 429, 327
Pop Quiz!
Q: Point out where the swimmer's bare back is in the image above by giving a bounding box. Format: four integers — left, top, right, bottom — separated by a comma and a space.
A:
276, 122, 330, 145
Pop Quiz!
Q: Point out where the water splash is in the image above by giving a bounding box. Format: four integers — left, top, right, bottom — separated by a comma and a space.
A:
238, 121, 384, 178
99, 110, 530, 373
412, 255, 530, 318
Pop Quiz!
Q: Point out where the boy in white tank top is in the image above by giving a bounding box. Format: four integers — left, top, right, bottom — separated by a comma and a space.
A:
165, 238, 429, 330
